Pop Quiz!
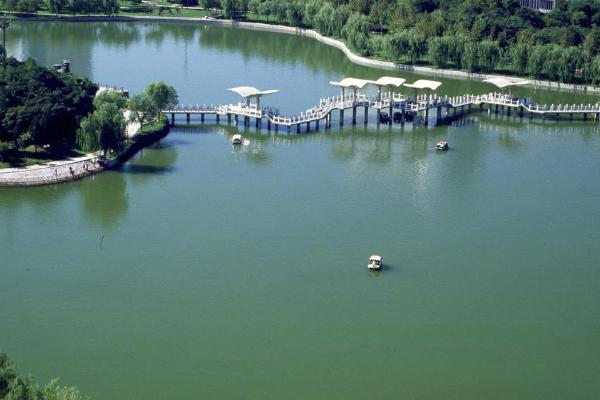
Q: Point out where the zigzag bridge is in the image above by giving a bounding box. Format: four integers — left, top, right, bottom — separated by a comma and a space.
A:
163, 77, 600, 132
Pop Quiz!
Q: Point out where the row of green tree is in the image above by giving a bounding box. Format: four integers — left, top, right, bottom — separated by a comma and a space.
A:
0, 352, 86, 400
2, 0, 119, 15
196, 0, 600, 84
76, 81, 178, 156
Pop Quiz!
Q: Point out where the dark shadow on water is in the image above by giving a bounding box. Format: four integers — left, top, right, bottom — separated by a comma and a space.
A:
117, 164, 176, 175
367, 263, 394, 278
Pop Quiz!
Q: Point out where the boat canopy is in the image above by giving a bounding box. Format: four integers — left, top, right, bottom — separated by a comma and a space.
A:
370, 255, 382, 262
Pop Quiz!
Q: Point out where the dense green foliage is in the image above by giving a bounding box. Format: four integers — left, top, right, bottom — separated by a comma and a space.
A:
77, 91, 126, 155
0, 352, 87, 400
0, 57, 96, 161
128, 81, 177, 133
1, 0, 119, 15
198, 0, 600, 84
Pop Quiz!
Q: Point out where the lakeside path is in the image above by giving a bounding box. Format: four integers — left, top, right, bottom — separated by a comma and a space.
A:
0, 113, 140, 187
13, 14, 600, 94
0, 154, 104, 186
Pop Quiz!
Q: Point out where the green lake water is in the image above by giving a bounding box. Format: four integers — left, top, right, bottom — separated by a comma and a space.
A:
2, 21, 600, 399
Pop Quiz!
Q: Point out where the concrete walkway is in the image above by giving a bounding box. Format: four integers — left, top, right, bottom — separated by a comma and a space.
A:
0, 154, 105, 186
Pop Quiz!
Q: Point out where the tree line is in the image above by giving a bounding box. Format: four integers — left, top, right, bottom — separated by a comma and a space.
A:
194, 0, 600, 85
1, 0, 120, 15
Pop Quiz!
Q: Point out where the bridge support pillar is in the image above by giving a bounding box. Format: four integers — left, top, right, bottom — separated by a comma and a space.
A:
495, 104, 499, 114
340, 109, 344, 127
216, 114, 220, 123
296, 124, 300, 133
364, 106, 368, 124
377, 109, 381, 125
352, 106, 357, 125
268, 119, 271, 130
235, 115, 239, 125
389, 105, 393, 125
187, 113, 191, 123
507, 107, 511, 116
200, 113, 204, 123
519, 107, 524, 118
584, 113, 588, 121
569, 113, 573, 121
306, 121, 310, 131
287, 125, 291, 133
228, 114, 232, 124
400, 110, 405, 126
424, 108, 429, 126
436, 107, 441, 120
316, 119, 319, 130
275, 123, 279, 132
171, 113, 175, 125
244, 116, 249, 127
468, 104, 472, 113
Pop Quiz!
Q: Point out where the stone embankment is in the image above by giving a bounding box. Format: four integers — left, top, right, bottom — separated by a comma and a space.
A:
0, 155, 105, 186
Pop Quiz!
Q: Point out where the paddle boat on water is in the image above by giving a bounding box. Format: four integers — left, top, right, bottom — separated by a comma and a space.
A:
368, 255, 382, 270
436, 140, 449, 151
231, 134, 243, 145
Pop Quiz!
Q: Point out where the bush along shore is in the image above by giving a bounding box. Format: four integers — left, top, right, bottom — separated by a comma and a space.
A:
6, 0, 600, 89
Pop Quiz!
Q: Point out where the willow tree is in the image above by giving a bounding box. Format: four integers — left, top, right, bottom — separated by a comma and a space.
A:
77, 103, 125, 156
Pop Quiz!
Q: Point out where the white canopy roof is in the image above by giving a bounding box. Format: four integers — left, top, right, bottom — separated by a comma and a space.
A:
227, 86, 279, 99
329, 78, 372, 90
371, 77, 406, 87
483, 77, 530, 89
403, 79, 442, 91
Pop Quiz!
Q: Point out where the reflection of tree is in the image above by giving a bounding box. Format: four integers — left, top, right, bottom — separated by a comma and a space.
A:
80, 171, 129, 228
120, 140, 179, 186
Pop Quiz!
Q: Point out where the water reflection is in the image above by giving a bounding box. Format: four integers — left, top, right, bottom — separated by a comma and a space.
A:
79, 171, 129, 229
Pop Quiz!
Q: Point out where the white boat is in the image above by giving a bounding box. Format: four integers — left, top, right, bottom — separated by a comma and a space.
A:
436, 140, 449, 151
231, 134, 243, 145
368, 255, 382, 270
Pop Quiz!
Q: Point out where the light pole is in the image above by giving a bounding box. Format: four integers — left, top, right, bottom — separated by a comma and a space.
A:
1, 17, 10, 69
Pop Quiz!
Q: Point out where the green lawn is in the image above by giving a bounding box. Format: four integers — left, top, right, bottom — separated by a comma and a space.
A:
0, 147, 87, 169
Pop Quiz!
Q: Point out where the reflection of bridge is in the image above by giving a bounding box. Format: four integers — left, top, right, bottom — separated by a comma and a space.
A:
164, 92, 600, 132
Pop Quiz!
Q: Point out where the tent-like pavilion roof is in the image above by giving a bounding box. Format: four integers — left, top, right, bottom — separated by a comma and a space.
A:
329, 78, 372, 90
483, 77, 530, 89
371, 77, 406, 87
403, 79, 442, 91
227, 86, 279, 98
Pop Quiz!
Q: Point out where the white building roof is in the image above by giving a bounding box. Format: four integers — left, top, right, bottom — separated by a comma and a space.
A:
329, 78, 372, 90
483, 77, 530, 89
371, 77, 406, 87
403, 79, 443, 91
227, 86, 279, 98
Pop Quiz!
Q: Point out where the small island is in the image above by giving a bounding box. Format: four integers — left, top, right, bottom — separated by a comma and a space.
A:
0, 57, 177, 185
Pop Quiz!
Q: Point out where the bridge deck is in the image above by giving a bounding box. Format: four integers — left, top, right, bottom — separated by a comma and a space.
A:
163, 92, 600, 127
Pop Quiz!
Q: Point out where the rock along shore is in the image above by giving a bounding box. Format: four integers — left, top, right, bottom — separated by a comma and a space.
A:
15, 14, 600, 94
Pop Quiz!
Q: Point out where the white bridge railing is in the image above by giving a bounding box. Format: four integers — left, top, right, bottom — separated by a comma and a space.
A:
163, 92, 600, 126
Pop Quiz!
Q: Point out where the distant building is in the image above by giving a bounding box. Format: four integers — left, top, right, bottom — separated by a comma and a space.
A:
520, 0, 557, 13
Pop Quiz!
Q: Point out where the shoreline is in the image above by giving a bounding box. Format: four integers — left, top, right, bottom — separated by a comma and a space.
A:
12, 14, 600, 94
0, 154, 104, 186
0, 119, 169, 187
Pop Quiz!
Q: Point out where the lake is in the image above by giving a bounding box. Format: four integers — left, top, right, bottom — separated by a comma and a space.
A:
1, 21, 600, 400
